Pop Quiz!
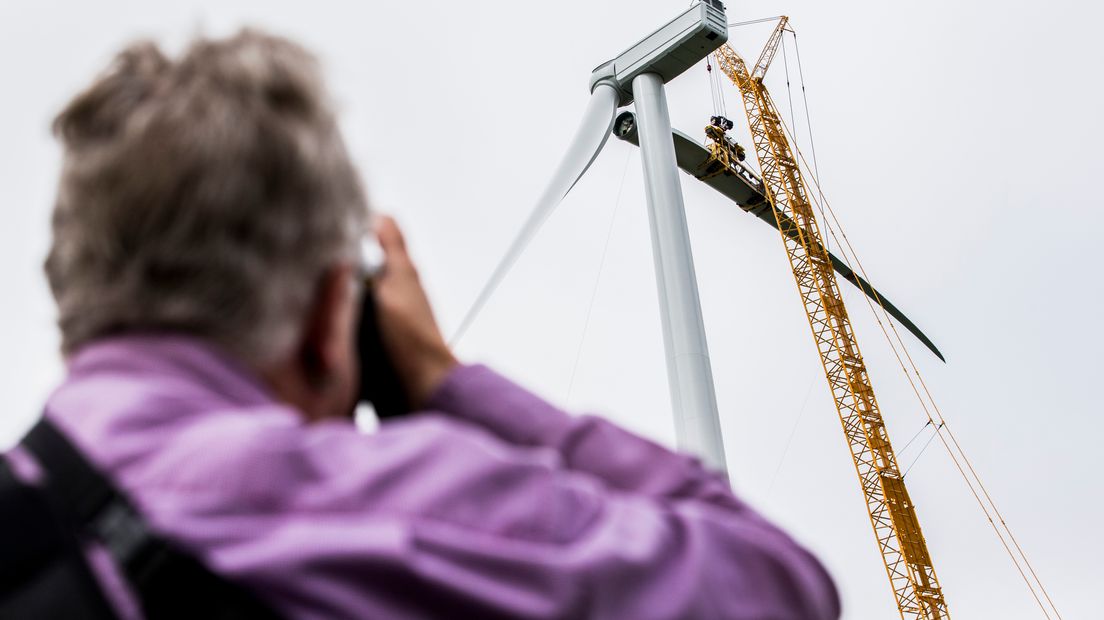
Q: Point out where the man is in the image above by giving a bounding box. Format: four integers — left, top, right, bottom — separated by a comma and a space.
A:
9, 30, 840, 618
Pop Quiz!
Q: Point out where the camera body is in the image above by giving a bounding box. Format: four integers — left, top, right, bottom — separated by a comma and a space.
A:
356, 238, 411, 419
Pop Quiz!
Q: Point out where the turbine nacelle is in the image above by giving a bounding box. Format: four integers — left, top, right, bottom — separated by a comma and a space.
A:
589, 1, 728, 107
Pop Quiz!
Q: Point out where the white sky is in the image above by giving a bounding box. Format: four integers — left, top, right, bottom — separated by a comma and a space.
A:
1, 0, 1100, 617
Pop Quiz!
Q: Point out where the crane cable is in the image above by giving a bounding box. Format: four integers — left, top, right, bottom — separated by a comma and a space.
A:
791, 34, 829, 239
706, 58, 721, 116
772, 47, 1063, 617
778, 32, 833, 254
782, 118, 1062, 620
778, 105, 1060, 620
902, 422, 943, 478
735, 18, 1059, 614
719, 10, 1057, 616
780, 35, 799, 163
896, 419, 933, 457
706, 56, 728, 119
715, 64, 729, 117
779, 33, 825, 253
790, 125, 1055, 617
729, 16, 786, 28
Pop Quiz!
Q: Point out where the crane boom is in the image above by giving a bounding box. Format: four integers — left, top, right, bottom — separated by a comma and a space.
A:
713, 20, 950, 620
750, 16, 791, 80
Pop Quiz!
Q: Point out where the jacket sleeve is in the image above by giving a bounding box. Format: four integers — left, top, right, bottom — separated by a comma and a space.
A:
425, 364, 746, 508
402, 364, 839, 619
173, 365, 840, 620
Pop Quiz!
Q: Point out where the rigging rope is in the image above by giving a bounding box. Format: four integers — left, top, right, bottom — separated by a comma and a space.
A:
564, 150, 633, 404
902, 422, 942, 478
896, 419, 933, 457
765, 374, 817, 498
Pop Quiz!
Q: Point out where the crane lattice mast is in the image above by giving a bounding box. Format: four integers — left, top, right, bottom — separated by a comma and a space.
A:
712, 17, 950, 620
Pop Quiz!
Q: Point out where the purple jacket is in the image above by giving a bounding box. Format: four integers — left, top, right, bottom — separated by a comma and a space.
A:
7, 335, 839, 619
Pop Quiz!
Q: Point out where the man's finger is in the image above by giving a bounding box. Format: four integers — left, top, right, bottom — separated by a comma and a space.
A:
376, 216, 407, 252
375, 215, 412, 269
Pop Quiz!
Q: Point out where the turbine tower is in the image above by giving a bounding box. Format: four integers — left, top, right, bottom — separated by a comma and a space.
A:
588, 1, 730, 470
454, 1, 731, 471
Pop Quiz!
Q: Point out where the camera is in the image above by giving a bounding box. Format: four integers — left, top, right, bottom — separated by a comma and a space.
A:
356, 238, 411, 419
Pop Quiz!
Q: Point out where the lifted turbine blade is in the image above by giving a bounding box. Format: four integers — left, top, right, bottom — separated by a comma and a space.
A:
612, 112, 946, 362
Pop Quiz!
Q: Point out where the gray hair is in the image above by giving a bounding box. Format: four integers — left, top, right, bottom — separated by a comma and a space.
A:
46, 30, 368, 364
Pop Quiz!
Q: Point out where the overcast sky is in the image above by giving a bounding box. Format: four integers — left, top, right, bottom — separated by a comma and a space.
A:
1, 0, 1100, 617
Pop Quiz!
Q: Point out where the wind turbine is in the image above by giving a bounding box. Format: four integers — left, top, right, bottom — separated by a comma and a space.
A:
453, 1, 940, 475
455, 1, 731, 470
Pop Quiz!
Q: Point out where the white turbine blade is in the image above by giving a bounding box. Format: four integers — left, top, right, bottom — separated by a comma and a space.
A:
451, 84, 619, 344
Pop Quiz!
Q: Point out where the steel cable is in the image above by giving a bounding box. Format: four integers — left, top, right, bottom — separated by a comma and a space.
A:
781, 119, 1061, 619
563, 150, 633, 404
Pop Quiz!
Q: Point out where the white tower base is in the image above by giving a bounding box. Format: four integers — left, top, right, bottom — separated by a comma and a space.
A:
632, 72, 727, 472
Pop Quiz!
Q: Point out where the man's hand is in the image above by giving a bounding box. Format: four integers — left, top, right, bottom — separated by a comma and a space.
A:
373, 216, 459, 407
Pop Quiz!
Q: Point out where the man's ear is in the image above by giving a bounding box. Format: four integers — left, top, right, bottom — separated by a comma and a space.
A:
299, 264, 359, 389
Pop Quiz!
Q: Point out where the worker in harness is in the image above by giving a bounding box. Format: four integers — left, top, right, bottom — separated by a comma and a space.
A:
1, 30, 840, 619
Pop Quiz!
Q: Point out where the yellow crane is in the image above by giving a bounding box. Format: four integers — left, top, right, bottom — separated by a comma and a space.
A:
711, 17, 950, 619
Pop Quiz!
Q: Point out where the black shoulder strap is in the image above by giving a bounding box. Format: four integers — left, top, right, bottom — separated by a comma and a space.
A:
0, 455, 119, 619
22, 420, 117, 526
20, 419, 283, 620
